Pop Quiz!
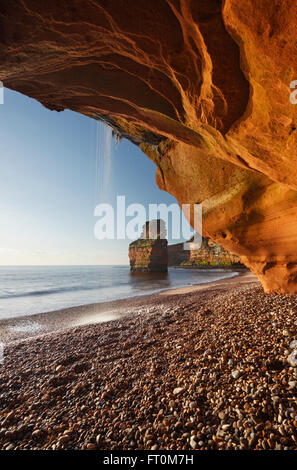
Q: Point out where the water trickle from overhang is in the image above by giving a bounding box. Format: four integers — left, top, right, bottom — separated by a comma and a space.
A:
95, 121, 113, 204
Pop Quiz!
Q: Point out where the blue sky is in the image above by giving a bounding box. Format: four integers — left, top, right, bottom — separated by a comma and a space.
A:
0, 88, 191, 265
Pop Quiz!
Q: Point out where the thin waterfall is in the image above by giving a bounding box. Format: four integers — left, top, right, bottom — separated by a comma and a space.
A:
95, 121, 113, 204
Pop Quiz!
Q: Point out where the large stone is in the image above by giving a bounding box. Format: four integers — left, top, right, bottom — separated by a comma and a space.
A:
1, 1, 296, 292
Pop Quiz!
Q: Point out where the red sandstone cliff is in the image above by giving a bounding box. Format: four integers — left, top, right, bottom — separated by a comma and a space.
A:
168, 238, 241, 267
129, 238, 168, 273
129, 220, 168, 272
0, 1, 296, 291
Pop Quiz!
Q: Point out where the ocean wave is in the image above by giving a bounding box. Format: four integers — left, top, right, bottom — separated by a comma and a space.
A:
0, 283, 106, 299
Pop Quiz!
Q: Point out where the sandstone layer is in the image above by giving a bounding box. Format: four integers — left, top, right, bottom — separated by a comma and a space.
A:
168, 237, 241, 267
129, 239, 168, 273
0, 1, 296, 292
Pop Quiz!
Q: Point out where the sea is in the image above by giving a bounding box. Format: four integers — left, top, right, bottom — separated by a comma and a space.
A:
0, 265, 238, 320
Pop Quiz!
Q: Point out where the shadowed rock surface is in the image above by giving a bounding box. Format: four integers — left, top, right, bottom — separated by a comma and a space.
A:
1, 0, 297, 291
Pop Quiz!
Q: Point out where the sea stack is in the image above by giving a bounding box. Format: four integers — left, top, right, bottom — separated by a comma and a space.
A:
129, 220, 168, 273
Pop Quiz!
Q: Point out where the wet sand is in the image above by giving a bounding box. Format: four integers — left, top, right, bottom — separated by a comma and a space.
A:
0, 270, 254, 344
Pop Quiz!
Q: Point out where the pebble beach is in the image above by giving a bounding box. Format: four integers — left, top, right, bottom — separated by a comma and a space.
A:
1, 272, 297, 450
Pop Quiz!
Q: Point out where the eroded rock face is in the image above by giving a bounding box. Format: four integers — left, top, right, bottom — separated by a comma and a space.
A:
168, 238, 241, 267
129, 239, 168, 273
129, 220, 168, 272
0, 1, 296, 292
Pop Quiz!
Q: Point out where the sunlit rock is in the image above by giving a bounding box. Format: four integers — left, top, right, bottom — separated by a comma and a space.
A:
1, 0, 296, 291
